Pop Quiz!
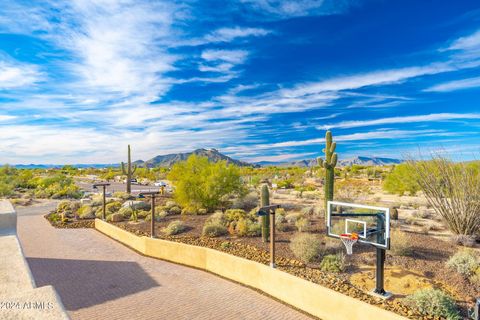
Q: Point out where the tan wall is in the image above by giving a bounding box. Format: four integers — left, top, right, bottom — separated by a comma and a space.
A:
95, 219, 406, 320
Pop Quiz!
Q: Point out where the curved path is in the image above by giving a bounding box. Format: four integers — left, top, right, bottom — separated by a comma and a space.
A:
16, 201, 313, 320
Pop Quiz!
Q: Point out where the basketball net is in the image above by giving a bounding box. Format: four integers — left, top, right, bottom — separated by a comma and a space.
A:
340, 233, 359, 255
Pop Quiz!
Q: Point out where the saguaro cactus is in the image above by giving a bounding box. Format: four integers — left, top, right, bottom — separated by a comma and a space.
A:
261, 184, 270, 243
121, 144, 137, 194
317, 131, 338, 217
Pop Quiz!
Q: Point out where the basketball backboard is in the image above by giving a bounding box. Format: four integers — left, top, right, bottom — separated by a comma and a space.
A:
327, 201, 390, 250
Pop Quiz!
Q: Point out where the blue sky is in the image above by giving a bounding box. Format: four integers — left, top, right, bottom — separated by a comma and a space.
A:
1, 0, 480, 164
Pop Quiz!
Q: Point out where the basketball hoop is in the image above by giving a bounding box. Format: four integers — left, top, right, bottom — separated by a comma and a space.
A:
340, 233, 359, 255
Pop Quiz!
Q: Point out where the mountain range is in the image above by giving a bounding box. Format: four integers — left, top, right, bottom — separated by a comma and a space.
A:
10, 149, 402, 169
134, 148, 253, 168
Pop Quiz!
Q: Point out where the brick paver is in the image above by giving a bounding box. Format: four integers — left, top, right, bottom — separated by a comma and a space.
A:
16, 201, 313, 320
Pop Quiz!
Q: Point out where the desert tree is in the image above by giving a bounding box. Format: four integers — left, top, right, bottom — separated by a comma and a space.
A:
407, 155, 480, 237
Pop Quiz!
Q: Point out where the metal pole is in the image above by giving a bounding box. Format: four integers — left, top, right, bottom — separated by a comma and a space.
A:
374, 247, 386, 294
270, 210, 276, 268
151, 195, 156, 238
102, 185, 106, 221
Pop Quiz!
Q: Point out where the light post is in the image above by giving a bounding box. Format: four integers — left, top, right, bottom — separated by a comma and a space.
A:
257, 204, 280, 268
93, 183, 110, 221
139, 191, 161, 238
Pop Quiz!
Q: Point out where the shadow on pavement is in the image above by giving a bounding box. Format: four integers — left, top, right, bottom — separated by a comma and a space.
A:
26, 257, 160, 311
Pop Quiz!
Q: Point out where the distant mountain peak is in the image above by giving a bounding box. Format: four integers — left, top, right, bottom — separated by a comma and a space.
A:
135, 148, 254, 168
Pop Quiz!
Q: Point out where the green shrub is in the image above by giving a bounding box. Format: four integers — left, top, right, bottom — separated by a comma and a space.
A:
198, 208, 208, 215
235, 218, 261, 237
136, 210, 150, 219
167, 155, 245, 211
145, 211, 168, 222
57, 201, 71, 212
390, 230, 413, 256
220, 241, 232, 250
78, 205, 95, 219
113, 192, 131, 200
383, 163, 420, 196
165, 201, 177, 209
224, 209, 247, 222
118, 206, 133, 218
289, 233, 323, 263
168, 206, 181, 215
205, 212, 225, 225
106, 201, 122, 214
162, 220, 187, 236
320, 253, 346, 273
181, 207, 198, 215
285, 212, 304, 223
202, 222, 228, 237
295, 217, 309, 232
404, 289, 460, 320
446, 249, 479, 277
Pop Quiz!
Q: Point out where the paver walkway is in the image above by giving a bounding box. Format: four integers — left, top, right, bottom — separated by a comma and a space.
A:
16, 201, 313, 320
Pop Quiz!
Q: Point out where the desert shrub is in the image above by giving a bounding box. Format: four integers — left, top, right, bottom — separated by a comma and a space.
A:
123, 200, 150, 211
165, 201, 177, 209
202, 222, 228, 237
390, 230, 413, 256
57, 201, 71, 212
136, 210, 150, 219
285, 212, 304, 224
275, 208, 287, 224
289, 233, 323, 263
168, 206, 181, 215
451, 234, 477, 247
295, 217, 309, 232
145, 211, 168, 222
91, 194, 103, 206
118, 206, 133, 218
220, 241, 232, 250
235, 218, 261, 237
320, 253, 346, 273
409, 157, 480, 236
162, 220, 187, 236
129, 210, 138, 222
324, 237, 343, 252
405, 216, 421, 226
224, 209, 248, 222
113, 192, 131, 201
446, 249, 479, 278
198, 208, 208, 215
95, 208, 103, 219
276, 223, 292, 232
413, 209, 430, 219
168, 155, 245, 211
301, 206, 314, 216
106, 214, 113, 222
383, 163, 420, 196
106, 201, 122, 214
231, 192, 258, 210
206, 211, 225, 225
78, 205, 95, 219
181, 207, 198, 215
49, 212, 61, 223
404, 289, 460, 320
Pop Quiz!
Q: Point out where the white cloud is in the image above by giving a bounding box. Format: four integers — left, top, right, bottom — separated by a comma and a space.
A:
318, 113, 480, 130
447, 29, 480, 51
239, 0, 352, 18
204, 27, 271, 43
424, 76, 480, 92
201, 49, 249, 64
247, 152, 316, 163
176, 27, 271, 46
0, 60, 41, 89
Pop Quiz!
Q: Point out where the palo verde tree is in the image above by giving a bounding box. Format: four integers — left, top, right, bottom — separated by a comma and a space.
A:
121, 144, 137, 194
317, 130, 338, 217
167, 155, 245, 212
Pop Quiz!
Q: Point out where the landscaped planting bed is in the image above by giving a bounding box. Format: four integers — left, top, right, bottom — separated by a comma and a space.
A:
45, 197, 479, 320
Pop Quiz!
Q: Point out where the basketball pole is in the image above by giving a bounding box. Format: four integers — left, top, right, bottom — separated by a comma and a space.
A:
374, 248, 386, 295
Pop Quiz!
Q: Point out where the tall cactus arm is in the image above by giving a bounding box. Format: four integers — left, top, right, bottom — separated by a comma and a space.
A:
132, 164, 137, 174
